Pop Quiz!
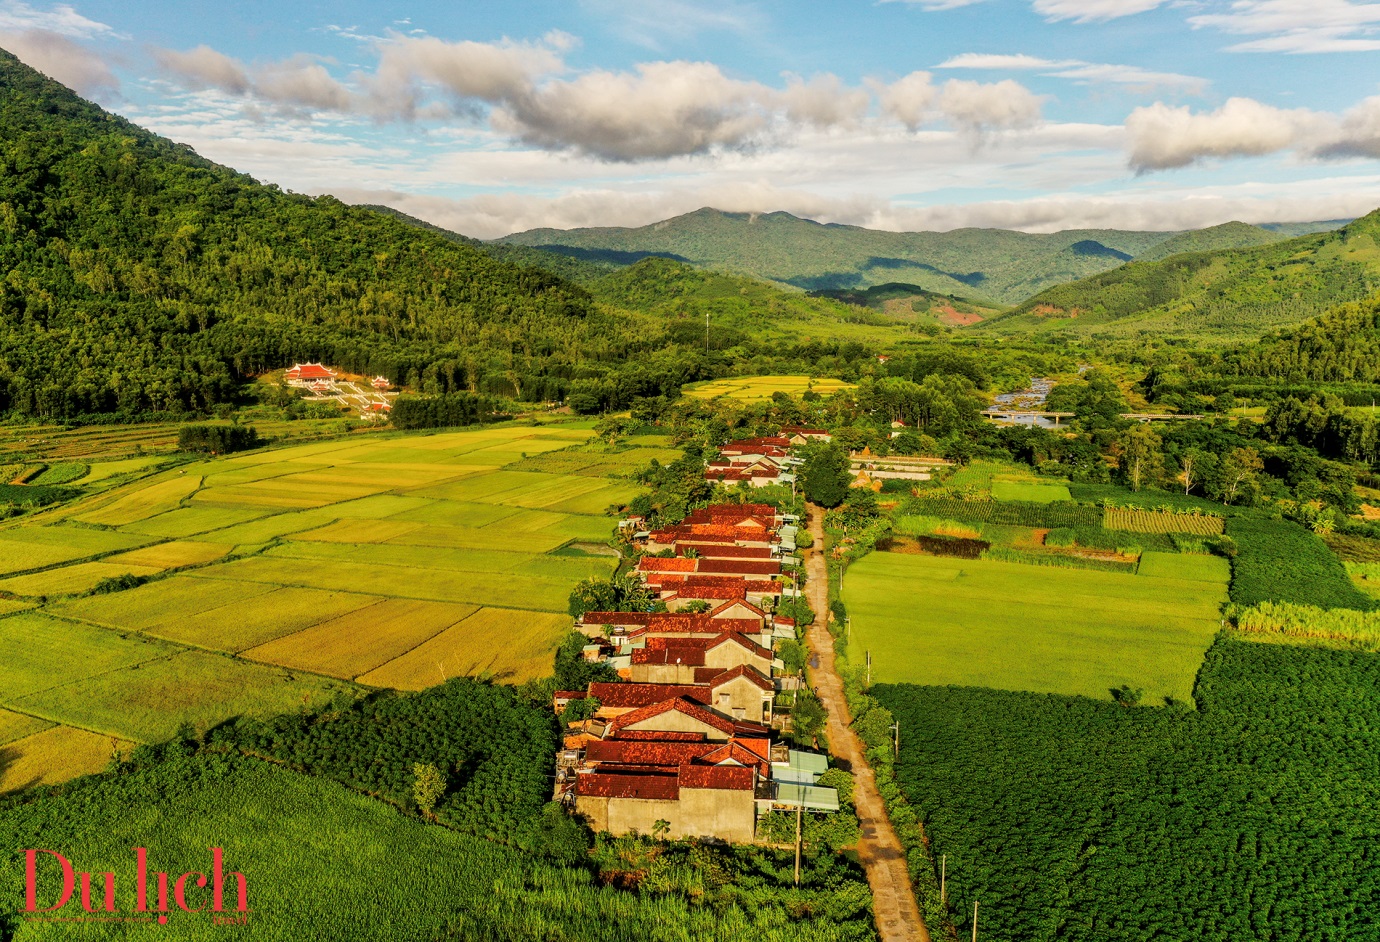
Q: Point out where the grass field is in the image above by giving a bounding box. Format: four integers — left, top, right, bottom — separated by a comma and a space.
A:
1138, 551, 1233, 582
844, 552, 1229, 705
0, 421, 653, 784
0, 708, 51, 746
684, 375, 856, 401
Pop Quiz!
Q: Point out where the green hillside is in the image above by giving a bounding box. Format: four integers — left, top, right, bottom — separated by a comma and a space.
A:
1131, 221, 1284, 264
497, 207, 1338, 305
981, 211, 1380, 343
0, 48, 666, 417
586, 258, 939, 346
809, 282, 1006, 326
1223, 292, 1380, 384
361, 204, 619, 285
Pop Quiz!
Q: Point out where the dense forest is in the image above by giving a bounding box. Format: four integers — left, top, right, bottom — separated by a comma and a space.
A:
875, 639, 1380, 942
0, 50, 668, 418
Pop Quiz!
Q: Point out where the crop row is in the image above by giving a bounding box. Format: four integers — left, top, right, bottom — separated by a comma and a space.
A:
1105, 507, 1225, 535
904, 497, 1101, 529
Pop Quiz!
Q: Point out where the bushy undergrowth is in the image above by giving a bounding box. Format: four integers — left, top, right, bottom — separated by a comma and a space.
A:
1226, 516, 1375, 611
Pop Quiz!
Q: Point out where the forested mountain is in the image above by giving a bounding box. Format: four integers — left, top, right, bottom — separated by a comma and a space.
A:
361, 205, 619, 285
496, 207, 1336, 304
1223, 293, 1380, 384
808, 282, 1006, 326
981, 211, 1380, 342
1130, 221, 1283, 264
0, 49, 667, 418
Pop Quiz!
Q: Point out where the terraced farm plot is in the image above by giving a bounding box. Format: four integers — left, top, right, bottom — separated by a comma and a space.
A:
990, 480, 1073, 503
191, 556, 583, 611
195, 507, 340, 544
12, 649, 350, 743
74, 475, 201, 525
359, 607, 570, 688
120, 504, 276, 538
844, 552, 1228, 705
376, 524, 573, 554
141, 587, 379, 652
49, 575, 276, 631
1106, 507, 1226, 535
103, 540, 232, 570
387, 500, 518, 528
296, 519, 426, 544
1138, 551, 1233, 582
0, 708, 52, 745
0, 526, 151, 575
244, 599, 480, 679
685, 375, 856, 401
545, 482, 642, 515
0, 561, 164, 597
0, 726, 131, 794
0, 613, 178, 700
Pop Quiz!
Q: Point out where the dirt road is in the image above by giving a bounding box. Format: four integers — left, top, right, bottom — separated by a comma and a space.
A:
804, 506, 930, 942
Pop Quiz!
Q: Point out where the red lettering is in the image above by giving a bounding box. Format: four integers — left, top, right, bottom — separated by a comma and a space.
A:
211, 847, 249, 913
174, 871, 208, 912
80, 871, 116, 913
135, 846, 148, 912
157, 870, 169, 925
23, 849, 73, 913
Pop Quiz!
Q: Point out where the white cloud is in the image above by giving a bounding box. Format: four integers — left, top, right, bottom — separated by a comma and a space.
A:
872, 71, 936, 130
781, 73, 870, 128
937, 52, 1206, 91
1125, 97, 1329, 171
1031, 0, 1169, 22
0, 27, 117, 96
154, 45, 354, 116
1314, 96, 1380, 158
494, 60, 778, 160
0, 1, 112, 38
938, 78, 1045, 133
1190, 0, 1380, 53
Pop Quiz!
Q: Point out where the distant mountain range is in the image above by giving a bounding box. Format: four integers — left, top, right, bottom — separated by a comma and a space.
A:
496, 208, 1349, 305
981, 211, 1380, 342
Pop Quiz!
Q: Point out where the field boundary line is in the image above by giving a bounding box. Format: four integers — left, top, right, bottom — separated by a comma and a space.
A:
805, 505, 930, 942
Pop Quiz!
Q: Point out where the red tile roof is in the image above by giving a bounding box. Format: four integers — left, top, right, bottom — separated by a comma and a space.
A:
698, 559, 782, 576
575, 772, 679, 801
631, 647, 706, 667
677, 764, 756, 791
663, 585, 748, 601
712, 599, 767, 617
584, 740, 717, 767
637, 557, 698, 573
614, 729, 705, 742
609, 697, 738, 736
700, 741, 771, 772
676, 543, 774, 559
707, 664, 775, 691
586, 682, 709, 708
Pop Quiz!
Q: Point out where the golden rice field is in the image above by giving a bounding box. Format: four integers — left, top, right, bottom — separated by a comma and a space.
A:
0, 421, 658, 791
683, 374, 856, 402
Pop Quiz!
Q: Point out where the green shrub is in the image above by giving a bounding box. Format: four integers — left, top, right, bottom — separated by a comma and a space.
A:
1226, 517, 1374, 611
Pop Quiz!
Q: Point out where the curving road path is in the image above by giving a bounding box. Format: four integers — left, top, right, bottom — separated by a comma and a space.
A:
804, 505, 930, 942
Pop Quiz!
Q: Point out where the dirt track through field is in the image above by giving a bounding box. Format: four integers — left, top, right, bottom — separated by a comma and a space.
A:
805, 505, 930, 942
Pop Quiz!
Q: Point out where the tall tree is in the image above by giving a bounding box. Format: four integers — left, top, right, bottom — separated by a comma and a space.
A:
799, 441, 853, 508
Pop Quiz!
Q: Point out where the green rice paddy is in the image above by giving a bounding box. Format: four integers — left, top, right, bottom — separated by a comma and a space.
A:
843, 551, 1229, 705
0, 422, 649, 783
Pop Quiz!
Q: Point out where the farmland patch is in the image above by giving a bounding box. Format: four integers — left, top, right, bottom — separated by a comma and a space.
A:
358, 607, 569, 688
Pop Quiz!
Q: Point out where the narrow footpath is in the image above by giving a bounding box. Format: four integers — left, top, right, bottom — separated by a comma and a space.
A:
804, 505, 930, 942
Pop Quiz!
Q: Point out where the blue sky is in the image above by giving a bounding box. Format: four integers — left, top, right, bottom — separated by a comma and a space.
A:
4, 0, 1380, 236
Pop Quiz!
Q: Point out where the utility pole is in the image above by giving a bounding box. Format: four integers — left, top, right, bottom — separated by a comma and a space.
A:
888, 720, 899, 757
705, 310, 710, 354
972, 901, 979, 942
866, 650, 871, 688
940, 854, 946, 906
794, 801, 803, 886
846, 615, 851, 645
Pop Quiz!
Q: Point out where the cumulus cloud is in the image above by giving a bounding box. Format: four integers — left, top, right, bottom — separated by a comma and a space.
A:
154, 44, 355, 117
1313, 96, 1380, 158
1125, 97, 1327, 171
938, 52, 1206, 92
494, 61, 779, 160
1190, 0, 1380, 54
367, 34, 564, 119
0, 27, 117, 96
873, 71, 936, 130
781, 73, 870, 128
938, 78, 1045, 134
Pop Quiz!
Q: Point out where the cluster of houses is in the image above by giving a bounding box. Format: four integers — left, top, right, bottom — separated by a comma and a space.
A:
703, 427, 830, 488
555, 501, 839, 844
283, 363, 396, 417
